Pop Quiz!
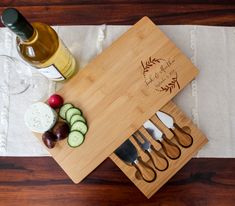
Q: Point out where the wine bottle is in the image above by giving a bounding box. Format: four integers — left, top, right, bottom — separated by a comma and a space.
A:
1, 8, 77, 81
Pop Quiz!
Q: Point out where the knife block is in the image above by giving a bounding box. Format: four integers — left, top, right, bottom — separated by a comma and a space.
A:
110, 101, 208, 198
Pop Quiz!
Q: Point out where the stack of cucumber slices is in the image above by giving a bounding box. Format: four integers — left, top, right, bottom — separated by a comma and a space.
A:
59, 103, 88, 148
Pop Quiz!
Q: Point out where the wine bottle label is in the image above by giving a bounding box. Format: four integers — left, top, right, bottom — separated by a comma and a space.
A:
39, 64, 65, 81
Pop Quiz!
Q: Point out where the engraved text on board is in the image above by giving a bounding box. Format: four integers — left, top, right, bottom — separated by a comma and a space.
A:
141, 57, 180, 93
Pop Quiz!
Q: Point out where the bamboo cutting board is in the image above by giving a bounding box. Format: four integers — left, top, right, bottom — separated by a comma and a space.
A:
110, 101, 208, 198
34, 17, 199, 183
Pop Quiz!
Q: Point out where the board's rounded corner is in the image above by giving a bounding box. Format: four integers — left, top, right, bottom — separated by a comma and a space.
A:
72, 179, 81, 184
141, 16, 151, 22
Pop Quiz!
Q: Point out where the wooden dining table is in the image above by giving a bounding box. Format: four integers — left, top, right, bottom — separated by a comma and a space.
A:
1, 1, 235, 205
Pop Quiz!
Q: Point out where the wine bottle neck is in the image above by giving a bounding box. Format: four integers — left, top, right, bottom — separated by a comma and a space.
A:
13, 23, 35, 41
20, 28, 38, 44
1, 8, 35, 41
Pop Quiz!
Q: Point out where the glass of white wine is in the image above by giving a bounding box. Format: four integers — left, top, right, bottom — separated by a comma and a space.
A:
0, 55, 49, 101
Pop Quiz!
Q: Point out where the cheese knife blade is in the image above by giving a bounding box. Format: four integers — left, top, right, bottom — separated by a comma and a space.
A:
143, 119, 181, 159
114, 139, 137, 164
143, 120, 164, 141
114, 139, 157, 183
156, 111, 193, 148
156, 111, 174, 129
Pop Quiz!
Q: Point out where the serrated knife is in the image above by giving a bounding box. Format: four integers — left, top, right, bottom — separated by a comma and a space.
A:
156, 111, 193, 148
114, 139, 157, 183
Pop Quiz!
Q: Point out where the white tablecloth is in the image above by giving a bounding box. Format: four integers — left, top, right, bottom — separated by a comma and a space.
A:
0, 25, 235, 157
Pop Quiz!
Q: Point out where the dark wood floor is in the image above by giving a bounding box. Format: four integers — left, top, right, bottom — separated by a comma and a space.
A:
1, 0, 235, 26
0, 157, 235, 206
1, 1, 235, 205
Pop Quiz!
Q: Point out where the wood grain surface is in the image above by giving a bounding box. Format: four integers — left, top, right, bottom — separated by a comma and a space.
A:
1, 0, 235, 26
0, 157, 235, 206
0, 0, 235, 205
110, 101, 208, 198
34, 16, 199, 185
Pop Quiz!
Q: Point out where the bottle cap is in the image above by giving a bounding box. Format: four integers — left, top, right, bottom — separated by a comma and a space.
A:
1, 8, 34, 41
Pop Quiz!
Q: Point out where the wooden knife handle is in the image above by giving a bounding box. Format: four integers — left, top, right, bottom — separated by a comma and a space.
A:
157, 135, 181, 160
171, 123, 193, 148
133, 157, 157, 183
146, 146, 169, 171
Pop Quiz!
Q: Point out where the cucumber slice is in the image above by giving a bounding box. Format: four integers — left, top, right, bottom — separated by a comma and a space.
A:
66, 107, 82, 123
59, 103, 73, 119
70, 114, 86, 125
71, 121, 88, 135
67, 131, 84, 147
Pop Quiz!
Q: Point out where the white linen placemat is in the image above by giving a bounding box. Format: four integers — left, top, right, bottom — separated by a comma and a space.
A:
0, 25, 235, 157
